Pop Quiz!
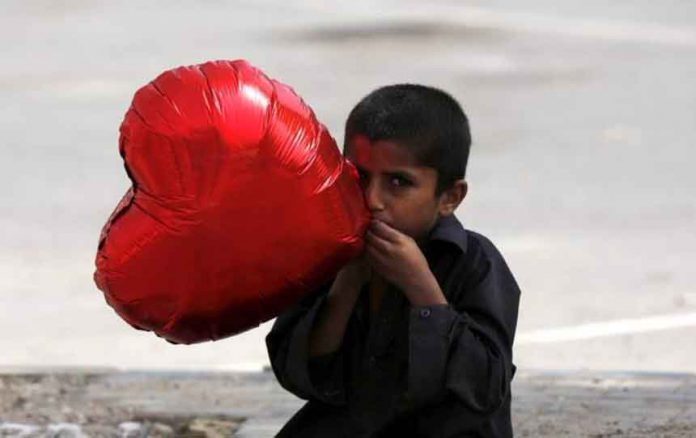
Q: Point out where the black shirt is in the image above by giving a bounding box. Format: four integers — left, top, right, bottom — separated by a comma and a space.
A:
265, 214, 521, 437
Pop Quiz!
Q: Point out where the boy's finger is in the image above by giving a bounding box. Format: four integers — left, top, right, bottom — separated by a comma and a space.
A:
365, 229, 392, 254
365, 245, 387, 270
369, 220, 401, 243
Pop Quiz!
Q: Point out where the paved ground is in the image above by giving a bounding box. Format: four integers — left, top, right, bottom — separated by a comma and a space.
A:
1, 0, 695, 374
1, 368, 694, 437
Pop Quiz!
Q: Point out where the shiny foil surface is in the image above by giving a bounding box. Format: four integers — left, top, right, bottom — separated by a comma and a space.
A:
94, 60, 369, 344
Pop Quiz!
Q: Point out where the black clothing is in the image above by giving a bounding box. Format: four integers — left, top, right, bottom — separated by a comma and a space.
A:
265, 215, 521, 437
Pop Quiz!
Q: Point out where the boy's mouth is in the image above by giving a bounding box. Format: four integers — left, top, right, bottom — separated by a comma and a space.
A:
370, 216, 393, 227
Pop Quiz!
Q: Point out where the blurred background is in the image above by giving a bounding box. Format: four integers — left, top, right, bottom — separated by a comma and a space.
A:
1, 0, 695, 374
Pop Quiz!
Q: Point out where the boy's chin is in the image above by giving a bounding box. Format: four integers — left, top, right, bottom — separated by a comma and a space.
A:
405, 228, 431, 245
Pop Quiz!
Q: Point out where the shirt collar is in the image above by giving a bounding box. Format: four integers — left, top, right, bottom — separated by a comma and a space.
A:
426, 214, 468, 253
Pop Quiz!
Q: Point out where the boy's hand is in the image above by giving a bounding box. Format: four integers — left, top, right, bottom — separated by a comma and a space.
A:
365, 220, 448, 306
336, 253, 372, 289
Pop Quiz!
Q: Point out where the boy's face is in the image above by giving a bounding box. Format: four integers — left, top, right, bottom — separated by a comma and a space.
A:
345, 135, 463, 243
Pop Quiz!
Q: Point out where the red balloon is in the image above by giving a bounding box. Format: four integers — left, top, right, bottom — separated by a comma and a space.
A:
94, 60, 369, 344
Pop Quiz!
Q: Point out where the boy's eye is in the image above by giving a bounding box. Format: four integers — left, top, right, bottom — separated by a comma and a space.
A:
390, 175, 412, 187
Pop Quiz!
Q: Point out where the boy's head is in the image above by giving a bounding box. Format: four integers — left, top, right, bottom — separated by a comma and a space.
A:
343, 84, 470, 241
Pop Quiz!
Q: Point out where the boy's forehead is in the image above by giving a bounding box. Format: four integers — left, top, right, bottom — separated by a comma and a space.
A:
346, 135, 420, 169
346, 135, 373, 163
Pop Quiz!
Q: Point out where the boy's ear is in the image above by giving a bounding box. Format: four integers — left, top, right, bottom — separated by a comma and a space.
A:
437, 179, 468, 216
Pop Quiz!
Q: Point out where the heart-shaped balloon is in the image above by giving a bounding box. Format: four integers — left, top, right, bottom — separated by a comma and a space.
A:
94, 60, 369, 344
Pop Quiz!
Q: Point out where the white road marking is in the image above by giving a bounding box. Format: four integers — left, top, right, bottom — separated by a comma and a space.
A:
517, 312, 696, 344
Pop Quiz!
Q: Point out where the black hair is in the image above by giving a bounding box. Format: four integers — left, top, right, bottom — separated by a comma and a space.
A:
343, 84, 471, 196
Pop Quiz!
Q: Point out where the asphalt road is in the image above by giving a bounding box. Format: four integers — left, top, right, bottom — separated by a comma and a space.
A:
1, 0, 694, 373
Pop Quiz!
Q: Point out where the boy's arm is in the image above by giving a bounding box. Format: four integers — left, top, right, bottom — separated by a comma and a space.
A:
406, 234, 520, 418
308, 259, 367, 357
265, 259, 367, 406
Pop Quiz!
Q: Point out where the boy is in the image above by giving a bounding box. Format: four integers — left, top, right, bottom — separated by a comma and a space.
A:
266, 84, 521, 437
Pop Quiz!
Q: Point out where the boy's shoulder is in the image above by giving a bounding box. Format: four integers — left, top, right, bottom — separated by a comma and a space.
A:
464, 228, 508, 264
429, 215, 519, 294
429, 214, 505, 262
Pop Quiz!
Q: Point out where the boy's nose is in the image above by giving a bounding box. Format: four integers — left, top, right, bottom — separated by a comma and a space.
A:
364, 180, 385, 212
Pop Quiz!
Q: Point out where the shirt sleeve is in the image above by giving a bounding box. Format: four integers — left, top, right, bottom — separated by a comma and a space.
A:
265, 280, 348, 406
406, 235, 521, 416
